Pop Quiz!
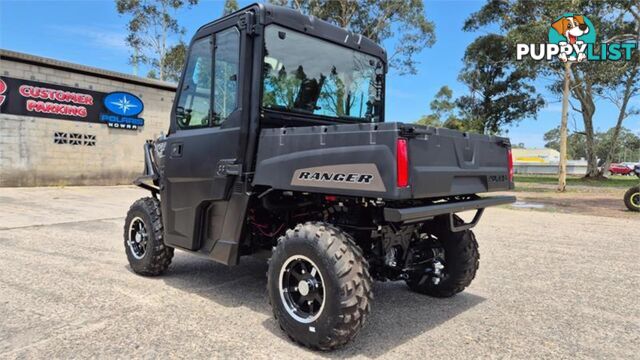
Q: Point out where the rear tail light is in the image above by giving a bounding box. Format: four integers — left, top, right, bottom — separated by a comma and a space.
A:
507, 148, 514, 182
397, 138, 409, 187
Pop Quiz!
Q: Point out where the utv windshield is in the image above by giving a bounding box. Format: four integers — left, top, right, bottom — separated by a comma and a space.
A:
262, 25, 384, 122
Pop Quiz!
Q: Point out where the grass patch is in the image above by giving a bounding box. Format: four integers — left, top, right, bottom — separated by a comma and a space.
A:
514, 174, 638, 188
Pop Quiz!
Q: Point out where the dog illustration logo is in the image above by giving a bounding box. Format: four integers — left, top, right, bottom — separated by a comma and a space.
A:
552, 15, 590, 44
548, 13, 596, 62
517, 13, 636, 62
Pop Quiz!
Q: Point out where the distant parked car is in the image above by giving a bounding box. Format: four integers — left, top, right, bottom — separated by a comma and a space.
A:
620, 162, 639, 170
609, 163, 634, 175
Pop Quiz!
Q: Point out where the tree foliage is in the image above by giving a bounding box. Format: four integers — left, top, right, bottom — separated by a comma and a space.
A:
223, 0, 239, 15
544, 127, 588, 160
596, 127, 640, 163
456, 34, 544, 134
464, 0, 639, 176
544, 126, 640, 163
415, 86, 466, 130
152, 41, 187, 82
116, 0, 198, 82
269, 0, 435, 75
597, 50, 639, 174
416, 35, 545, 135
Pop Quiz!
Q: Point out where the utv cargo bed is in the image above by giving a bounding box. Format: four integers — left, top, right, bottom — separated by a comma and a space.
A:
253, 122, 514, 200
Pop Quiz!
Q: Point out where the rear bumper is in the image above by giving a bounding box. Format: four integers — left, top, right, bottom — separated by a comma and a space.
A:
383, 195, 516, 223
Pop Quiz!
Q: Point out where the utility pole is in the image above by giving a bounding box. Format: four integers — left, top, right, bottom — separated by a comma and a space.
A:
558, 61, 571, 192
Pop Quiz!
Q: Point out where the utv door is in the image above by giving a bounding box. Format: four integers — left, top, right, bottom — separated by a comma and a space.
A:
161, 22, 245, 251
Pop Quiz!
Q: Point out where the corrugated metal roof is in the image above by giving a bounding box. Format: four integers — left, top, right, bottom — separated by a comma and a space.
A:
0, 49, 177, 92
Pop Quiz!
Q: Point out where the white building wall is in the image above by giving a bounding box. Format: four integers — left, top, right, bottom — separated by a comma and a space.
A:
0, 51, 176, 186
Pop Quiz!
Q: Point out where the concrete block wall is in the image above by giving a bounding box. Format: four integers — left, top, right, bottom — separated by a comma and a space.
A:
0, 51, 177, 186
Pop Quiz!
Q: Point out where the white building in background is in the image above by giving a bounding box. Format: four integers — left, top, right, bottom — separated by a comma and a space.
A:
512, 148, 560, 163
511, 148, 588, 175
0, 49, 176, 186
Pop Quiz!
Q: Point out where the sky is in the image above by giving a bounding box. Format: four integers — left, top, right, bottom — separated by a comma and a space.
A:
1, 0, 638, 148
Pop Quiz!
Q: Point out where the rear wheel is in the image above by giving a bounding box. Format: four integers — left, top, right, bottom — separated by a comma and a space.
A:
624, 186, 640, 212
267, 222, 372, 351
406, 216, 479, 298
124, 197, 174, 276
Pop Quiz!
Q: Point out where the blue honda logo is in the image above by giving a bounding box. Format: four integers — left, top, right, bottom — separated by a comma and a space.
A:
103, 92, 144, 117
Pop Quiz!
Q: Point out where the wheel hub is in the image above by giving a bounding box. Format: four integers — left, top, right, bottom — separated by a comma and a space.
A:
127, 217, 148, 260
278, 255, 325, 324
298, 280, 310, 296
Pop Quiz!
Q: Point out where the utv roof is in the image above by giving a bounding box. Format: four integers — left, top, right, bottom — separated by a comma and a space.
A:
195, 2, 387, 63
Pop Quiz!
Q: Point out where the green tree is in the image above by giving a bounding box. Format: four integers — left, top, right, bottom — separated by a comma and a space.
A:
464, 0, 639, 177
544, 126, 640, 163
415, 114, 441, 127
598, 51, 639, 174
596, 127, 640, 163
116, 0, 198, 82
269, 0, 435, 75
544, 126, 588, 160
456, 34, 544, 134
223, 0, 239, 15
159, 41, 188, 82
416, 86, 460, 128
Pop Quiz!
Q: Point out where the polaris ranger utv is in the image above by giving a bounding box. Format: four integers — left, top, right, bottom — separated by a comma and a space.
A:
124, 3, 515, 350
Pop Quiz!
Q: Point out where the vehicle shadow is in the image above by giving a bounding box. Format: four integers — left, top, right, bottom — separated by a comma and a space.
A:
162, 253, 485, 358
161, 254, 273, 316
319, 284, 484, 359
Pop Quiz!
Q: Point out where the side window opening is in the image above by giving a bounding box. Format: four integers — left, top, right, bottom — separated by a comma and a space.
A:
213, 27, 240, 125
176, 37, 213, 129
175, 27, 240, 130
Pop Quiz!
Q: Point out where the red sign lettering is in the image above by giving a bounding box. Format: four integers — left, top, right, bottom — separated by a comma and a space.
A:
18, 85, 94, 105
0, 78, 6, 106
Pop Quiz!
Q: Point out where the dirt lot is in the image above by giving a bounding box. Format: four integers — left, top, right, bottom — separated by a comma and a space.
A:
504, 176, 639, 219
503, 186, 636, 219
0, 186, 638, 359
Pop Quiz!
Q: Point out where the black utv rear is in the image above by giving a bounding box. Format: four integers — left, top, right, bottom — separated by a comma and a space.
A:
124, 3, 515, 351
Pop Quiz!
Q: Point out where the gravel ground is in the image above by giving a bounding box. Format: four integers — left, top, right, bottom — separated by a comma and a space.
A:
503, 182, 637, 219
0, 186, 638, 359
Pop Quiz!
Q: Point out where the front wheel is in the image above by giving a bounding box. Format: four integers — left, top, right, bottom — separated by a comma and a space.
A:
267, 222, 372, 351
624, 186, 640, 212
123, 197, 174, 276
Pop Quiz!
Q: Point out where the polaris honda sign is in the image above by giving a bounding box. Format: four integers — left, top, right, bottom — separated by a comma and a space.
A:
100, 92, 145, 130
0, 76, 146, 131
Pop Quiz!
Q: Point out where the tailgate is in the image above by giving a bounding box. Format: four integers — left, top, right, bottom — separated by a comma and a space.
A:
406, 126, 513, 198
